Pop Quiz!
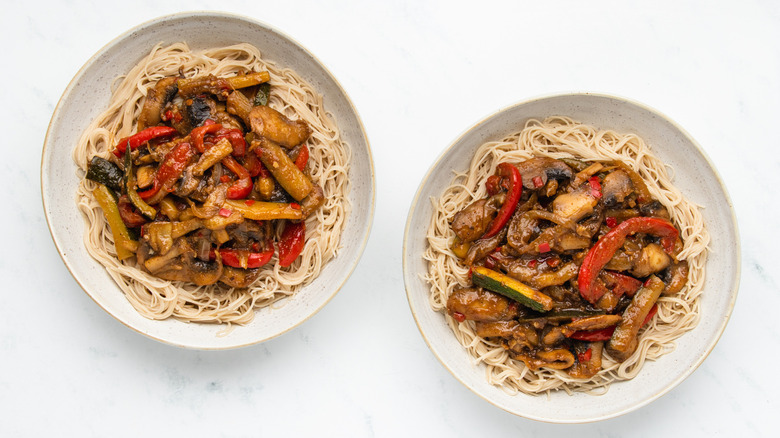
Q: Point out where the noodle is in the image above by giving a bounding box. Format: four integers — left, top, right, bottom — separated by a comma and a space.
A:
73, 43, 351, 327
423, 117, 708, 394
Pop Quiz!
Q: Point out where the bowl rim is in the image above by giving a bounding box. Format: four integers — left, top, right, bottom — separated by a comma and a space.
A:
402, 91, 741, 422
41, 10, 375, 349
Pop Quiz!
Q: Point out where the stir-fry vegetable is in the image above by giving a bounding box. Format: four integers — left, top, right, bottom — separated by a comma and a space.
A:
124, 150, 157, 219
113, 126, 177, 157
578, 216, 679, 303
86, 69, 322, 288
278, 221, 306, 267
471, 266, 553, 312
257, 137, 314, 201
445, 156, 687, 378
222, 199, 303, 221
86, 156, 124, 191
92, 184, 138, 260
482, 163, 522, 239
221, 156, 253, 200
137, 142, 194, 200
254, 82, 271, 106
606, 276, 665, 361
215, 246, 274, 270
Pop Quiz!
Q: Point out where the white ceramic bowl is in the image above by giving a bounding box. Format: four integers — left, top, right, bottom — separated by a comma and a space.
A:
42, 12, 374, 349
403, 93, 739, 422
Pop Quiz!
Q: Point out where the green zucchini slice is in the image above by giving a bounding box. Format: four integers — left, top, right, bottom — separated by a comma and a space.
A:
86, 156, 123, 192
471, 266, 554, 312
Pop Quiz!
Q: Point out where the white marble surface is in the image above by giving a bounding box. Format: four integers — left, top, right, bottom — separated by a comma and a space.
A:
2, 0, 778, 436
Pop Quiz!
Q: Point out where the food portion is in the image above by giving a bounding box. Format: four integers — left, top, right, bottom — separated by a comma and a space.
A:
86, 72, 319, 287
446, 156, 688, 376
75, 43, 350, 325
424, 117, 708, 394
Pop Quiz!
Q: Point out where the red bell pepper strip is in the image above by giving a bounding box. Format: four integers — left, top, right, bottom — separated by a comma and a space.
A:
577, 348, 593, 363
137, 142, 194, 200
577, 217, 679, 303
481, 163, 523, 239
589, 176, 602, 199
278, 221, 306, 267
569, 304, 658, 341
113, 126, 177, 157
257, 162, 271, 178
602, 270, 642, 297
215, 129, 246, 157
162, 109, 183, 123
293, 144, 309, 171
569, 326, 615, 342
212, 246, 274, 269
644, 302, 659, 324
241, 149, 269, 178
485, 175, 502, 196
191, 122, 222, 153
221, 156, 253, 199
117, 195, 147, 228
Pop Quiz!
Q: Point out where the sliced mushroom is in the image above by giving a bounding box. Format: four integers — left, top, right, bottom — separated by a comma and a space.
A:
187, 184, 229, 219
604, 248, 638, 271
142, 238, 192, 273
505, 324, 540, 352
663, 260, 689, 295
505, 193, 541, 249
640, 200, 671, 220
137, 76, 178, 131
176, 167, 200, 197
552, 228, 592, 251
514, 349, 576, 370
602, 169, 633, 207
219, 266, 261, 288
630, 243, 671, 278
541, 326, 574, 346
144, 238, 223, 286
186, 96, 216, 127
144, 222, 174, 254
177, 74, 230, 100
514, 157, 573, 189
551, 185, 598, 222
187, 259, 224, 286
135, 165, 156, 189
